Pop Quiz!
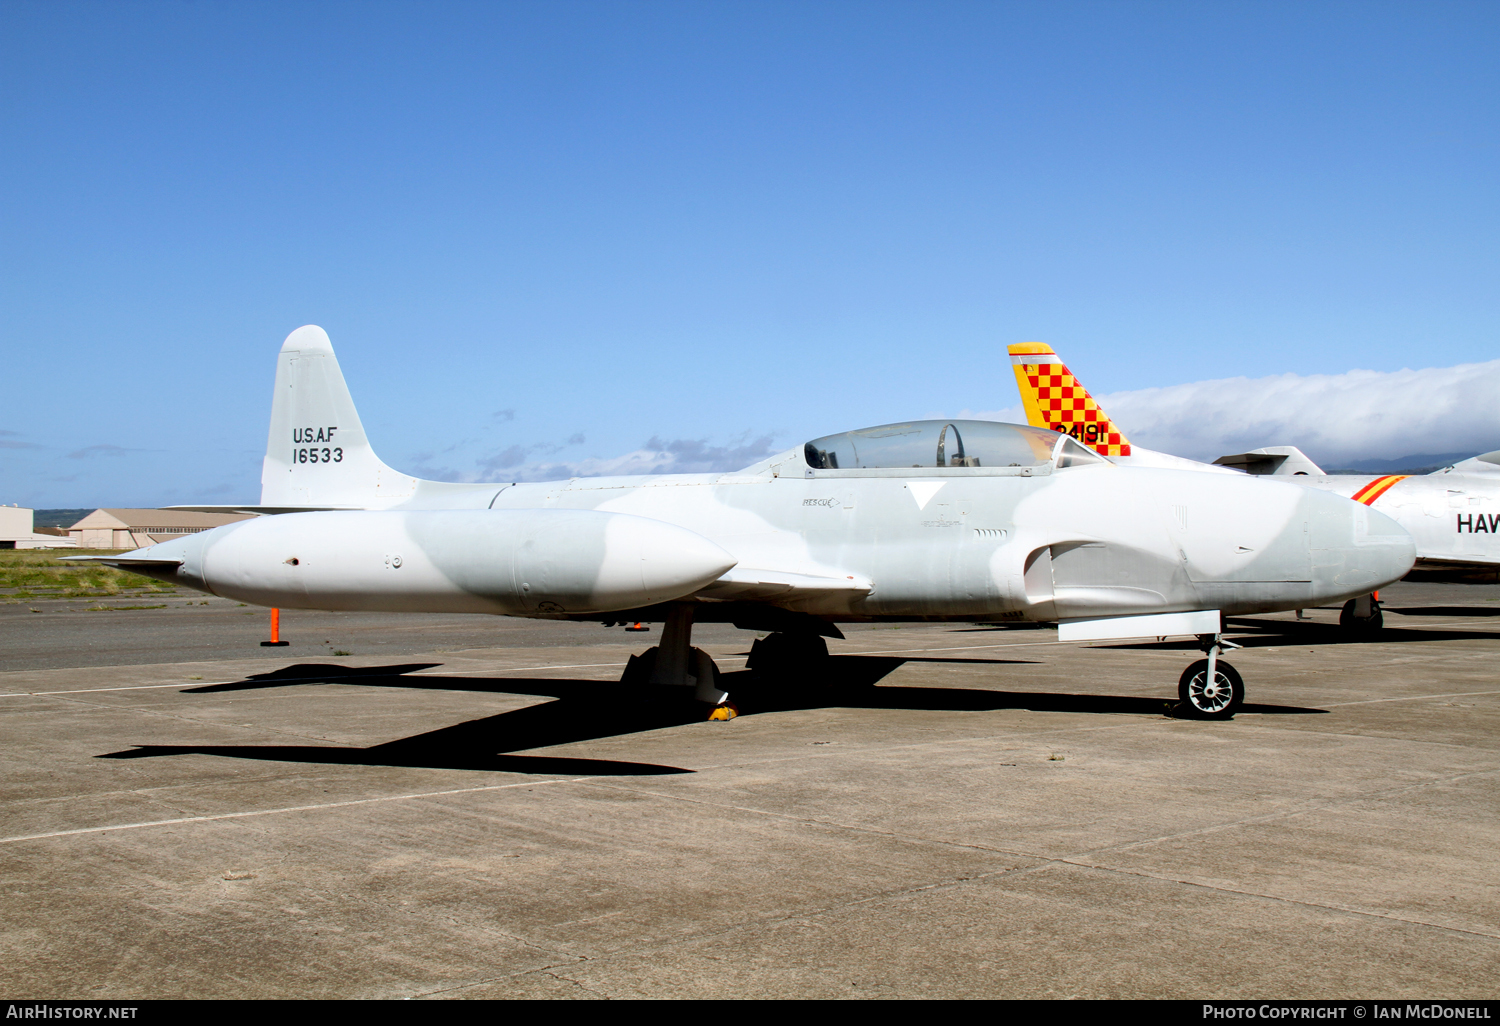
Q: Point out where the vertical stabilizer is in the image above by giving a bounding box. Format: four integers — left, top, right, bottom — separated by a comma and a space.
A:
1007, 342, 1132, 457
261, 326, 419, 508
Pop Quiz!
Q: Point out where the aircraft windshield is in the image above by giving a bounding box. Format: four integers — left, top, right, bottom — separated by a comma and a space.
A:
804, 420, 1077, 470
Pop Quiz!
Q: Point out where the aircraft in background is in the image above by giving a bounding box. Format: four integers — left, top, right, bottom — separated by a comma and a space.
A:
1008, 342, 1500, 630
69, 326, 1415, 720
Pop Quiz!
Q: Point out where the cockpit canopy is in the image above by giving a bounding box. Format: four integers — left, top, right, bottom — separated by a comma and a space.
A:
803, 419, 1106, 471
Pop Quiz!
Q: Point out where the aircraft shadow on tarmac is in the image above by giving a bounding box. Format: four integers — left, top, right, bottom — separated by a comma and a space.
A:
100, 654, 1323, 774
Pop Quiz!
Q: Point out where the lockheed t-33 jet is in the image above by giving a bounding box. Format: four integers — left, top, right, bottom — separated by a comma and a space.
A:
72, 326, 1416, 720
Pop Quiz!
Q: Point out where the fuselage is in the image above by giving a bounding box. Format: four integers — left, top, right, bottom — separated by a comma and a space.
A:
131, 443, 1415, 623
1118, 448, 1500, 574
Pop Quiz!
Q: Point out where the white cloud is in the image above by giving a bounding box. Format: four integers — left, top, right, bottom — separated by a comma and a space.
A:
506, 434, 781, 481
410, 433, 782, 483
968, 359, 1500, 465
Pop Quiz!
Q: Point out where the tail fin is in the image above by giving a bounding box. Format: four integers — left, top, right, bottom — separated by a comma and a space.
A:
261, 326, 419, 508
1007, 342, 1132, 457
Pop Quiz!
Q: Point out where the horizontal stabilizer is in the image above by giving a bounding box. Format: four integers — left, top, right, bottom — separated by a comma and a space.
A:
1444, 451, 1500, 475
161, 505, 362, 515
1058, 609, 1221, 643
60, 555, 183, 568
1212, 446, 1324, 476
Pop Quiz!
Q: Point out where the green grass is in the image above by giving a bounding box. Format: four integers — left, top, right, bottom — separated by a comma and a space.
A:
0, 549, 181, 603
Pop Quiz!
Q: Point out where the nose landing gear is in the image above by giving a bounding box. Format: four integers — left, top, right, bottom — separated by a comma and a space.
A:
1178, 633, 1245, 719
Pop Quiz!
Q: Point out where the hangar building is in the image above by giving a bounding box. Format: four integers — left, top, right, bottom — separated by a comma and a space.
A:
0, 506, 78, 549
67, 509, 254, 550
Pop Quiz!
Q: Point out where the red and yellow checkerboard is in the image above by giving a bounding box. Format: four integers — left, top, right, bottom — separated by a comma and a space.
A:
1007, 342, 1132, 457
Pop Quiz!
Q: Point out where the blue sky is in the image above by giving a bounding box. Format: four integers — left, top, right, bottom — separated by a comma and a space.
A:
3, 0, 1498, 505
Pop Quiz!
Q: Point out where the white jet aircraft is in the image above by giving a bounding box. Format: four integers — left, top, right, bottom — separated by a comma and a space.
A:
1008, 342, 1500, 630
70, 326, 1415, 719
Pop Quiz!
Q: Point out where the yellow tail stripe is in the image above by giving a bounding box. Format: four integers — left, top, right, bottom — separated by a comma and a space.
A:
1350, 475, 1409, 505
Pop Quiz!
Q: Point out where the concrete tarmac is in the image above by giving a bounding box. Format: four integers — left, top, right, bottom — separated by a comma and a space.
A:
1, 582, 1497, 999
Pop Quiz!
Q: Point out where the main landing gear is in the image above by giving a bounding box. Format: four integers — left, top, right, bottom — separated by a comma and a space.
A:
1339, 592, 1383, 635
746, 632, 830, 676
1177, 633, 1245, 720
619, 603, 737, 719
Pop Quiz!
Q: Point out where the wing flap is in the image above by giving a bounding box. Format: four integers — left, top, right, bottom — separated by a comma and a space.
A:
697, 567, 873, 601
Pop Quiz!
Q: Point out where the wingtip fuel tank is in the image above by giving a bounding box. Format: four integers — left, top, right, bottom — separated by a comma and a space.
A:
136, 509, 738, 616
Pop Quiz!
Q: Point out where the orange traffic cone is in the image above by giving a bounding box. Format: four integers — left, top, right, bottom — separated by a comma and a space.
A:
260, 607, 290, 647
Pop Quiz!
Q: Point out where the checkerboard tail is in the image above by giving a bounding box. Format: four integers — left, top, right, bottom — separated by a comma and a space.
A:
1007, 343, 1133, 457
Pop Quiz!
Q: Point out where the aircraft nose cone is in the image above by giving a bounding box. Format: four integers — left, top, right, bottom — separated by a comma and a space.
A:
1309, 492, 1416, 602
598, 515, 738, 608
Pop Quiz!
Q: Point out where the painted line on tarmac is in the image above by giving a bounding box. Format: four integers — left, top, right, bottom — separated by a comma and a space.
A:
1381, 618, 1500, 630
1322, 688, 1500, 707
0, 661, 643, 697
410, 660, 628, 676
0, 778, 586, 846
0, 682, 227, 698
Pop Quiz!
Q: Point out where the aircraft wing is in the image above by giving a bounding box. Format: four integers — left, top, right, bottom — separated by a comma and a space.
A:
1412, 555, 1500, 572
696, 567, 874, 602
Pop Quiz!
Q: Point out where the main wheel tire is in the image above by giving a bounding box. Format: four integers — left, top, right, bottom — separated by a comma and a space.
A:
1177, 659, 1244, 720
747, 633, 830, 675
620, 647, 658, 688
1339, 599, 1383, 634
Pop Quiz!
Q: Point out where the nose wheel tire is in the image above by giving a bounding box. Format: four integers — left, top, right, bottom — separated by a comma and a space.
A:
1177, 659, 1244, 719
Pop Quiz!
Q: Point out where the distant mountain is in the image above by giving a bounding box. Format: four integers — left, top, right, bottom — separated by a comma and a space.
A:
1322, 453, 1479, 476
32, 508, 96, 529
